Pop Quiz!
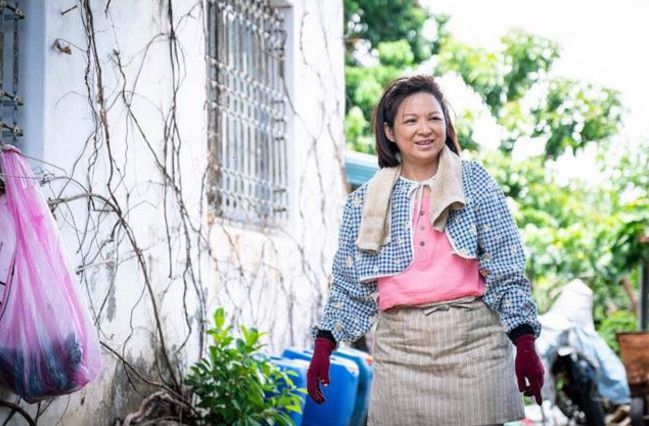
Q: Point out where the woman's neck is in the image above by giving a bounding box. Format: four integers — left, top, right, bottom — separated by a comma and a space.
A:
400, 158, 439, 181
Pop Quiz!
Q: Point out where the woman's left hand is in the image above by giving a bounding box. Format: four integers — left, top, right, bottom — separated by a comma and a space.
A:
514, 334, 544, 405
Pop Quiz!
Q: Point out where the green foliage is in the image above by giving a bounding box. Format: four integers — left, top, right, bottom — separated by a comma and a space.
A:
353, 77, 384, 116
344, 0, 432, 63
438, 30, 559, 115
430, 14, 452, 57
437, 37, 509, 115
501, 30, 560, 102
186, 308, 305, 426
604, 142, 649, 273
378, 40, 415, 68
453, 110, 480, 152
438, 29, 623, 158
344, 41, 414, 154
498, 100, 534, 153
531, 79, 623, 160
598, 310, 638, 354
609, 199, 649, 271
595, 142, 649, 276
344, 106, 374, 153
345, 61, 403, 117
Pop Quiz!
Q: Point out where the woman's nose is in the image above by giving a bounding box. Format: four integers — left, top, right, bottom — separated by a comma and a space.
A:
417, 123, 434, 135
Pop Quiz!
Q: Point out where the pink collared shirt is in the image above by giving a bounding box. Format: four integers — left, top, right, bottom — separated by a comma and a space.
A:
377, 185, 485, 311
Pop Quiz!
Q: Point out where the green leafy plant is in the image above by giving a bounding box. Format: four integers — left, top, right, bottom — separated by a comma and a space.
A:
186, 308, 305, 425
598, 310, 638, 355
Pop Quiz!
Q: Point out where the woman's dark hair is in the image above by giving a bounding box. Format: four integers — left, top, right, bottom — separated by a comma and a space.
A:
373, 74, 460, 168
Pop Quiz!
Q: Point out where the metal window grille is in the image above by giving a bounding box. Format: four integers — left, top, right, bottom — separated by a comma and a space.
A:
207, 0, 288, 226
0, 1, 24, 144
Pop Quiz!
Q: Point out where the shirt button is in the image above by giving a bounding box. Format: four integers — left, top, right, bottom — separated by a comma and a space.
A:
420, 211, 426, 216
420, 225, 425, 230
419, 241, 425, 247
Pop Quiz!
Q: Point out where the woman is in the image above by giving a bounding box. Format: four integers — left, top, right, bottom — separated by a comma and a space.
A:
308, 75, 544, 425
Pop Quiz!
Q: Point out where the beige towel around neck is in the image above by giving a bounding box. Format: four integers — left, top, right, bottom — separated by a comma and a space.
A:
356, 145, 466, 253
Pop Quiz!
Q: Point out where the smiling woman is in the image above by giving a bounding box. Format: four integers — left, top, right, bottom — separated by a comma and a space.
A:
383, 91, 447, 179
309, 74, 546, 425
374, 76, 460, 172
386, 97, 448, 184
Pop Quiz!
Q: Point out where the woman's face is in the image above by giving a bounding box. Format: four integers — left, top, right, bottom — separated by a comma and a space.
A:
384, 91, 447, 168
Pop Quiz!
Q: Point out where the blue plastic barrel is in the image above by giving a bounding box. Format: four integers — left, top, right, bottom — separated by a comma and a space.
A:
332, 348, 374, 426
269, 356, 309, 425
282, 347, 359, 426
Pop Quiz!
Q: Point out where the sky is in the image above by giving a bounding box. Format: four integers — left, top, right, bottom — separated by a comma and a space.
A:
418, 0, 649, 180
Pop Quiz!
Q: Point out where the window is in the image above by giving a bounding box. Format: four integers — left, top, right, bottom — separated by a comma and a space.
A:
207, 0, 289, 226
0, 2, 24, 145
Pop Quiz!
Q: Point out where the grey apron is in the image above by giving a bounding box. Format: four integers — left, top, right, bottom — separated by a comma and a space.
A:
368, 297, 525, 426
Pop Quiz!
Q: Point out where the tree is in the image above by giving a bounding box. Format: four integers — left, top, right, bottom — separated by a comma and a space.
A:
437, 30, 623, 159
530, 79, 623, 160
344, 0, 432, 64
344, 40, 414, 153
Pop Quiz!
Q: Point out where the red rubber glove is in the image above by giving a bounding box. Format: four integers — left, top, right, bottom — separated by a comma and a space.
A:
514, 334, 544, 405
306, 337, 336, 404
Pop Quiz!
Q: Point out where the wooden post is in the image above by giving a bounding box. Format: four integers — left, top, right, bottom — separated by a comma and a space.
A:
640, 235, 649, 331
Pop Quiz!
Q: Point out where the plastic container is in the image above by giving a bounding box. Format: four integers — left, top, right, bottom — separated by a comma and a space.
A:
282, 347, 359, 426
269, 356, 309, 425
332, 347, 374, 426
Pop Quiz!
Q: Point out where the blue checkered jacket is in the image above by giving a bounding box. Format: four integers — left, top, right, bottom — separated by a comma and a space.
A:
314, 159, 541, 343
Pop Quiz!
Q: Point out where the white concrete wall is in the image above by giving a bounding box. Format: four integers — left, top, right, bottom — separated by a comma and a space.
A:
0, 0, 344, 424
208, 0, 346, 350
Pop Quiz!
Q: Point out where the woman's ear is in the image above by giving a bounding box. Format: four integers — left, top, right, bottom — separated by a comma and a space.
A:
383, 122, 395, 143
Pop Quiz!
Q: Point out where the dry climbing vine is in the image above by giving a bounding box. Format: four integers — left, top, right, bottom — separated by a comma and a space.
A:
0, 1, 345, 424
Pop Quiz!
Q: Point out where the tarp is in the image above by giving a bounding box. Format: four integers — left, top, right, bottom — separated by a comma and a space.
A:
536, 279, 631, 405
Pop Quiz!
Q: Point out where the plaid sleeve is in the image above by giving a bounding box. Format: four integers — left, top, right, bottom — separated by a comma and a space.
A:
470, 161, 541, 338
312, 192, 378, 343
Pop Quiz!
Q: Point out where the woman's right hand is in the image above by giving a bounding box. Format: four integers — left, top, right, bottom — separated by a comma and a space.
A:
306, 337, 336, 404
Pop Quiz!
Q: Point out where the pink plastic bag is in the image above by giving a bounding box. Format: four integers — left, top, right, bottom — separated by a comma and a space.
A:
0, 145, 101, 402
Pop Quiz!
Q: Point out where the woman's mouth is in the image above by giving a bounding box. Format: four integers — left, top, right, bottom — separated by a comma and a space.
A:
415, 139, 434, 147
